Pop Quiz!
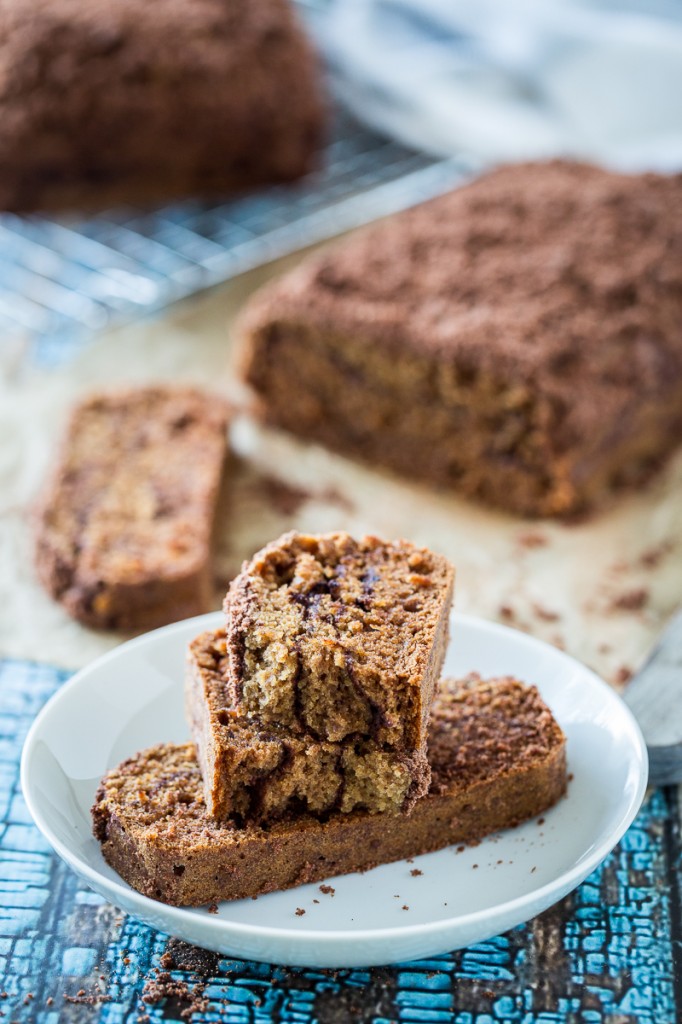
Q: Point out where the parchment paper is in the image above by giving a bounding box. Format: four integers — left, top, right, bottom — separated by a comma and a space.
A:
1, 258, 680, 684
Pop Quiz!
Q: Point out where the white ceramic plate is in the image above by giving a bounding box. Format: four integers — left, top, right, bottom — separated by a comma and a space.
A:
21, 612, 647, 968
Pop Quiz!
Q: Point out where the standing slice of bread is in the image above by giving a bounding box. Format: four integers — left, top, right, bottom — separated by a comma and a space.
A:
35, 386, 229, 632
224, 531, 455, 749
186, 628, 430, 823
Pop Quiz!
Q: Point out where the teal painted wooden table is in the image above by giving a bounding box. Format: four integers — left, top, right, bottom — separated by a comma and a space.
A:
1, 657, 678, 1023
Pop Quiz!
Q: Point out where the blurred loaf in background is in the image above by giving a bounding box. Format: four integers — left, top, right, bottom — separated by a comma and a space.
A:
0, 0, 324, 210
237, 160, 682, 519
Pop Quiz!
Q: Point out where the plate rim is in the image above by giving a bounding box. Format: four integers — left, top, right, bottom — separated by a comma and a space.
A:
20, 611, 649, 947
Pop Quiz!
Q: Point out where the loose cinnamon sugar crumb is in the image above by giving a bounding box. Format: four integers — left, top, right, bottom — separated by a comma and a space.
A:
532, 603, 560, 623
611, 587, 649, 612
257, 475, 310, 517
319, 884, 335, 896
472, 864, 479, 870
318, 486, 355, 513
63, 988, 111, 1006
295, 908, 305, 916
161, 940, 219, 977
207, 903, 219, 914
410, 869, 423, 877
639, 540, 674, 568
401, 905, 409, 911
141, 971, 209, 1019
313, 899, 320, 904
517, 531, 549, 549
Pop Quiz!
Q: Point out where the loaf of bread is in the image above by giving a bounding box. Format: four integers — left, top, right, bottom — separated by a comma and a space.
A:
0, 0, 324, 210
92, 674, 567, 905
223, 531, 455, 748
186, 628, 430, 822
238, 161, 682, 518
34, 386, 229, 631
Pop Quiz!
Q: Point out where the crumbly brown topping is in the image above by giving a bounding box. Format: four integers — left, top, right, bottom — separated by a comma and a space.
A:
253, 161, 682, 409
428, 674, 564, 792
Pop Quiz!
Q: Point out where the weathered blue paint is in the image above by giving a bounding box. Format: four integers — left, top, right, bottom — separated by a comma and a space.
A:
0, 658, 678, 1023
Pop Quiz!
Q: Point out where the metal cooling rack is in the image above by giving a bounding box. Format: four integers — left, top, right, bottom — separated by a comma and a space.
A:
0, 0, 477, 367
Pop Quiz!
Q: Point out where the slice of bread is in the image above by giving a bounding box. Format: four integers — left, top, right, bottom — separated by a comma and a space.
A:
224, 531, 455, 748
35, 386, 229, 632
93, 675, 566, 905
186, 629, 430, 823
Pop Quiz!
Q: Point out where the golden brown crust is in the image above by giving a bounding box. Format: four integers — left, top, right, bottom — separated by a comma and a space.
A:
185, 628, 430, 822
0, 0, 324, 210
92, 675, 567, 905
238, 160, 682, 518
34, 386, 230, 632
223, 531, 455, 748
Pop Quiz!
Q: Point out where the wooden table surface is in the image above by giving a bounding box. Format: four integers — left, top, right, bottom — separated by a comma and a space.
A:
1, 267, 681, 1023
